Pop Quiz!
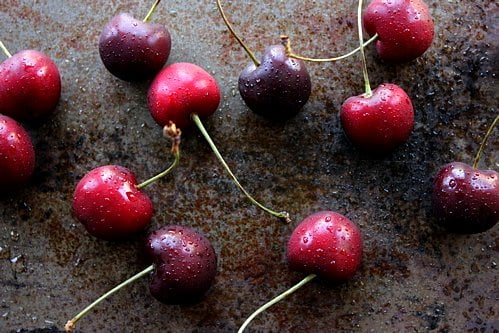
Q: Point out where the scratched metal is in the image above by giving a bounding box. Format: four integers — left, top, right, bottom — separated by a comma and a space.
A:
0, 1, 497, 332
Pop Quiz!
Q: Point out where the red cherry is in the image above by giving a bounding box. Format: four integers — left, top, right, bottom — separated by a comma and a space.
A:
72, 165, 154, 241
0, 114, 35, 190
339, 83, 414, 153
0, 49, 61, 121
363, 0, 434, 63
432, 162, 499, 234
147, 62, 221, 129
287, 211, 363, 281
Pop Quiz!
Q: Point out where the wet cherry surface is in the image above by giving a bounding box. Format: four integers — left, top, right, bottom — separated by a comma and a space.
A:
0, 1, 497, 332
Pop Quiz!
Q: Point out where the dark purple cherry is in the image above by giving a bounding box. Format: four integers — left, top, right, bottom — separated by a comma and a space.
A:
145, 225, 218, 304
432, 162, 499, 234
238, 44, 311, 121
99, 11, 171, 82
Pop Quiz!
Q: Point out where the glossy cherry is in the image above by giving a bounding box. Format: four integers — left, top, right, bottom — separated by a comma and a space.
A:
145, 225, 218, 304
147, 62, 221, 129
339, 83, 414, 153
238, 211, 363, 332
432, 162, 498, 234
363, 0, 434, 63
238, 44, 311, 121
287, 211, 363, 281
99, 1, 171, 81
216, 0, 311, 121
0, 45, 61, 122
0, 114, 36, 191
65, 225, 217, 333
72, 165, 154, 241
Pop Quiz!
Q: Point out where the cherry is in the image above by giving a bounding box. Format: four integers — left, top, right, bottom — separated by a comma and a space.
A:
72, 165, 154, 241
0, 41, 61, 122
431, 115, 499, 234
216, 0, 311, 121
148, 62, 290, 222
148, 62, 220, 130
99, 0, 171, 81
340, 83, 414, 153
72, 124, 181, 240
0, 114, 36, 191
65, 225, 217, 332
238, 211, 363, 332
340, 0, 414, 153
287, 211, 363, 281
363, 0, 434, 63
144, 225, 218, 304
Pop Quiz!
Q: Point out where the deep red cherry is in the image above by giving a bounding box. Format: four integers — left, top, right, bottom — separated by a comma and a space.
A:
99, 13, 171, 82
432, 162, 499, 234
145, 225, 218, 304
147, 62, 221, 129
363, 0, 434, 63
287, 211, 363, 281
72, 165, 154, 240
238, 44, 311, 121
0, 114, 35, 191
0, 50, 61, 121
339, 83, 414, 153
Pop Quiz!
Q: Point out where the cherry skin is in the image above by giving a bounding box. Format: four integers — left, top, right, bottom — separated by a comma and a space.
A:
72, 165, 154, 241
0, 114, 35, 191
238, 44, 311, 121
339, 83, 414, 153
0, 50, 61, 121
432, 162, 499, 234
287, 211, 363, 281
147, 62, 221, 129
363, 0, 434, 63
145, 225, 218, 304
99, 12, 171, 81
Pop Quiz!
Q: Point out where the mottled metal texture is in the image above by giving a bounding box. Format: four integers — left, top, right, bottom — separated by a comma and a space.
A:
0, 0, 497, 332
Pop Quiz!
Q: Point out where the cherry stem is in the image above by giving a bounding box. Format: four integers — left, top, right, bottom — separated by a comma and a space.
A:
136, 122, 181, 189
238, 273, 316, 333
216, 0, 260, 66
143, 0, 161, 23
357, 0, 372, 96
472, 115, 498, 169
64, 265, 154, 333
282, 33, 378, 63
191, 114, 291, 223
0, 40, 12, 58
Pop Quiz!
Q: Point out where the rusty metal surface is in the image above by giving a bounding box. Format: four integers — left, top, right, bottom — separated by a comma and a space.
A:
0, 0, 497, 332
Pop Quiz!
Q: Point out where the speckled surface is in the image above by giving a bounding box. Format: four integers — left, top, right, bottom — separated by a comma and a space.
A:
0, 0, 497, 332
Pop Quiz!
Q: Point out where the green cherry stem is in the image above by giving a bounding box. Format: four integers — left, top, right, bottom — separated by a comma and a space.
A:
143, 0, 161, 23
282, 33, 378, 63
357, 0, 372, 96
64, 265, 154, 333
0, 40, 12, 58
472, 115, 498, 169
192, 114, 291, 223
238, 274, 317, 333
216, 0, 260, 66
136, 122, 181, 189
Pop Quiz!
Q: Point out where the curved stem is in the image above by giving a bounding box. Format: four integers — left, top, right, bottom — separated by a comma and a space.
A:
65, 265, 154, 333
143, 0, 161, 22
136, 122, 182, 189
473, 115, 498, 169
238, 274, 316, 333
192, 114, 291, 223
357, 0, 372, 96
282, 33, 378, 63
0, 40, 12, 58
216, 0, 260, 66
